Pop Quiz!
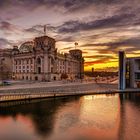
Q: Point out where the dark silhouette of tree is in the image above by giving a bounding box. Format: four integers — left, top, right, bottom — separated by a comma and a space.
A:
0, 64, 12, 80
61, 73, 68, 79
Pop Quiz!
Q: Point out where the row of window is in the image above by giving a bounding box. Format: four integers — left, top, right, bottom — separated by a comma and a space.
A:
16, 65, 34, 69
15, 59, 33, 65
15, 69, 33, 73
15, 65, 34, 69
57, 61, 77, 66
56, 69, 77, 73
135, 73, 140, 79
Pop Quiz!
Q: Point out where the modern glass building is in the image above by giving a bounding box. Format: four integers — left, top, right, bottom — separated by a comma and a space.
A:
119, 51, 140, 89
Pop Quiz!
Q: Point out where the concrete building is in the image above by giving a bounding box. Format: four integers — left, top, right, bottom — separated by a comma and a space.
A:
118, 51, 126, 90
12, 35, 84, 81
125, 57, 140, 88
119, 51, 140, 89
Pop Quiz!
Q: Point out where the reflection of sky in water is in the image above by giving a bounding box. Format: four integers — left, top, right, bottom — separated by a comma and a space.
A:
0, 94, 139, 140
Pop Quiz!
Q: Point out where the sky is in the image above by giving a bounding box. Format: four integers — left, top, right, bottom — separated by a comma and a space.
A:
0, 0, 140, 71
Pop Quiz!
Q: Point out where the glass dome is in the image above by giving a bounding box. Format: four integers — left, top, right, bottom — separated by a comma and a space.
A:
19, 41, 34, 53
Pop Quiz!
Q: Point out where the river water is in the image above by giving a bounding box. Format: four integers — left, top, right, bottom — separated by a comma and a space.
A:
0, 93, 140, 140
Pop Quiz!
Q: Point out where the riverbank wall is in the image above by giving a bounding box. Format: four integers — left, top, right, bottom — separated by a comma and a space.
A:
0, 82, 139, 103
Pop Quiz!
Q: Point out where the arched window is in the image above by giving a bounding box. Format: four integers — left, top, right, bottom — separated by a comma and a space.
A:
27, 59, 29, 64
38, 67, 41, 74
37, 57, 41, 64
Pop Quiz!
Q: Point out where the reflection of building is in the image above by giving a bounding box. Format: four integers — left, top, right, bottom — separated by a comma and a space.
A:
119, 51, 140, 89
12, 36, 84, 81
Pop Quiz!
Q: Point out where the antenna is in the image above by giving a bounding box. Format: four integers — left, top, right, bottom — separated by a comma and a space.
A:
74, 42, 78, 49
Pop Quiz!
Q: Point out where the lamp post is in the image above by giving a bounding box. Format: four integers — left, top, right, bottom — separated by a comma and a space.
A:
74, 42, 78, 50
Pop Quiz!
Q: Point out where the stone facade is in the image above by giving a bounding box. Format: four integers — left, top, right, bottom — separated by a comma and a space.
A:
12, 35, 84, 81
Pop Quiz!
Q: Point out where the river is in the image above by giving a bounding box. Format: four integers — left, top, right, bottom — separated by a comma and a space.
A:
0, 93, 140, 140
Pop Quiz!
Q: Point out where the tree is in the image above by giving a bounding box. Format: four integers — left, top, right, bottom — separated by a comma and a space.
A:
61, 73, 68, 80
0, 64, 12, 80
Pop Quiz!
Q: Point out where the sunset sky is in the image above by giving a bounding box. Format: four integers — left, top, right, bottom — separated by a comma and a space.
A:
0, 0, 140, 71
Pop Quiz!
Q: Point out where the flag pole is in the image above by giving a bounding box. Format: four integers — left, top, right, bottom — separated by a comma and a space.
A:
44, 25, 46, 36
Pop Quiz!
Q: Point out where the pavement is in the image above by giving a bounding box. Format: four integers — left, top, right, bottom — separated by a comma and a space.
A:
0, 78, 118, 91
0, 78, 140, 103
0, 77, 118, 90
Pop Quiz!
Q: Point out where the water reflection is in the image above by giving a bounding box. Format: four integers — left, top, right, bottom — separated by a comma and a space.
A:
0, 93, 139, 140
0, 97, 80, 140
119, 93, 140, 140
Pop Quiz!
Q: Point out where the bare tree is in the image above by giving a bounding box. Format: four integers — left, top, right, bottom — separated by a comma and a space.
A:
0, 64, 12, 81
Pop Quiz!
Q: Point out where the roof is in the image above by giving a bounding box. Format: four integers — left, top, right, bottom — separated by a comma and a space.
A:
19, 41, 34, 53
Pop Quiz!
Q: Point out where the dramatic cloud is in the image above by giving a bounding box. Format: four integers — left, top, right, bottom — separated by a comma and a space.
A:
0, 0, 140, 70
81, 37, 140, 55
0, 21, 18, 31
0, 0, 121, 13
84, 55, 115, 59
58, 13, 136, 33
85, 58, 112, 66
0, 38, 13, 48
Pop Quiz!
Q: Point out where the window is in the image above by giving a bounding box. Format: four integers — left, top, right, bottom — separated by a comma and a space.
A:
15, 60, 17, 65
38, 67, 41, 74
68, 68, 70, 73
68, 61, 70, 65
51, 58, 54, 65
136, 73, 140, 79
31, 59, 33, 64
51, 67, 53, 73
37, 57, 41, 64
138, 63, 140, 70
35, 76, 38, 80
19, 60, 21, 65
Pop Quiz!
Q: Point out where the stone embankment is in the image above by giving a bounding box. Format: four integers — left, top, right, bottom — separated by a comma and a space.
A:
0, 80, 140, 103
0, 81, 118, 102
0, 83, 117, 94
